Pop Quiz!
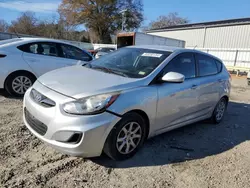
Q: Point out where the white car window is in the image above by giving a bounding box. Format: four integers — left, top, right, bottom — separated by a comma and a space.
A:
29, 43, 59, 57
61, 44, 91, 61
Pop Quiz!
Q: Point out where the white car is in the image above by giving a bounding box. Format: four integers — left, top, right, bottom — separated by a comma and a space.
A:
0, 38, 93, 96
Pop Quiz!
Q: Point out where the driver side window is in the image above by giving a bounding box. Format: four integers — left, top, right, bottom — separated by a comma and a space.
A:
162, 53, 196, 79
60, 44, 92, 61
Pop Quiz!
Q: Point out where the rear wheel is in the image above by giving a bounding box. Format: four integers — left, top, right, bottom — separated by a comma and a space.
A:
103, 112, 147, 161
5, 72, 36, 97
211, 97, 228, 124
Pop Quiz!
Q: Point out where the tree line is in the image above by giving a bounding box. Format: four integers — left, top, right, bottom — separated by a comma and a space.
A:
0, 0, 189, 44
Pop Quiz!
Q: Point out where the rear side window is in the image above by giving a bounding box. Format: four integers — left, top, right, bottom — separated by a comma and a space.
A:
29, 43, 59, 57
215, 60, 222, 72
196, 54, 218, 76
17, 42, 60, 57
162, 52, 196, 79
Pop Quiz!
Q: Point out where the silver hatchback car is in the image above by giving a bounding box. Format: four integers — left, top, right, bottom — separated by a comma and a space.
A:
23, 46, 231, 160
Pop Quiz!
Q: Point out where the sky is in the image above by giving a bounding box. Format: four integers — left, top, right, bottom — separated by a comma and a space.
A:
0, 0, 250, 26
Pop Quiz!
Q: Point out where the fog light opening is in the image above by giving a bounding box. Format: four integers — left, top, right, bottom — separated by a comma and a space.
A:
54, 131, 83, 144
67, 133, 82, 144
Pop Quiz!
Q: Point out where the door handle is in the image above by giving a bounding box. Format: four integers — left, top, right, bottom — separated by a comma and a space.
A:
218, 79, 223, 83
191, 85, 197, 90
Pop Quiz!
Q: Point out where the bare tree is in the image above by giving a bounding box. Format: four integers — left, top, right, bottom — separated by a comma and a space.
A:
0, 19, 9, 32
6, 12, 91, 42
149, 12, 189, 30
8, 12, 38, 35
59, 0, 143, 43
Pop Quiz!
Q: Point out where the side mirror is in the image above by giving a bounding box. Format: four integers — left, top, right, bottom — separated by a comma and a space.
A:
161, 72, 185, 83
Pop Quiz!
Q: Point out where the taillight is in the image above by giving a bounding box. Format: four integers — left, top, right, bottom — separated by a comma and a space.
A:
0, 54, 6, 58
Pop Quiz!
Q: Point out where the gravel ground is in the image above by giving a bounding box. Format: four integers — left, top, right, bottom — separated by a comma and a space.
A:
0, 77, 250, 188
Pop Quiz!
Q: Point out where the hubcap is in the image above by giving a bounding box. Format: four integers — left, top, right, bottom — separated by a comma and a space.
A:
12, 76, 32, 94
116, 122, 142, 154
215, 99, 226, 121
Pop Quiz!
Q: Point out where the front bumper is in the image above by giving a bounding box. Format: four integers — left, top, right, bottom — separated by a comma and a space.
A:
23, 82, 121, 157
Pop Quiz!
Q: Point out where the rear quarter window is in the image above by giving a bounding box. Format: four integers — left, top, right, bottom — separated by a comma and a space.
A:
215, 60, 223, 72
196, 54, 219, 76
17, 43, 30, 52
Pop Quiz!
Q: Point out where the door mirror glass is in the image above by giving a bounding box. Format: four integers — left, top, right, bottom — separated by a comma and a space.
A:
162, 72, 185, 83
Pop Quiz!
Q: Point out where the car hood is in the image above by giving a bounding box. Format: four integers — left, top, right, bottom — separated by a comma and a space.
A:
37, 65, 143, 99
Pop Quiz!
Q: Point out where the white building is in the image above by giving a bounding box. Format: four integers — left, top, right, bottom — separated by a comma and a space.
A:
146, 18, 250, 71
146, 18, 250, 49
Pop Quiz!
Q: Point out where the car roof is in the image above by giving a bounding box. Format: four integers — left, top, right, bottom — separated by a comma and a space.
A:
127, 45, 222, 62
0, 37, 87, 51
20, 37, 72, 44
127, 45, 182, 52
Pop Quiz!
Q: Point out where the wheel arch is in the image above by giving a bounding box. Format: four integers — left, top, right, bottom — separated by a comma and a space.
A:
4, 70, 37, 89
101, 109, 151, 154
123, 109, 150, 139
220, 95, 229, 105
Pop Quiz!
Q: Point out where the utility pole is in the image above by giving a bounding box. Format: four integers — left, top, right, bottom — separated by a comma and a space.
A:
120, 9, 127, 32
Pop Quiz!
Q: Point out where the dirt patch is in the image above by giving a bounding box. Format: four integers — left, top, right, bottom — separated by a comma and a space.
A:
0, 79, 250, 188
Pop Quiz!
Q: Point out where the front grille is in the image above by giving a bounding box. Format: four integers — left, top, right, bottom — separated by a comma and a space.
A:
30, 89, 56, 108
24, 108, 48, 136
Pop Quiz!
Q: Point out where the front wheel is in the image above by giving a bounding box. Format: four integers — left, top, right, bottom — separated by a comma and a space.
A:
103, 112, 147, 161
5, 72, 36, 97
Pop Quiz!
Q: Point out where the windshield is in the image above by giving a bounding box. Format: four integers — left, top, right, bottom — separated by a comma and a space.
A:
0, 38, 23, 46
87, 47, 171, 78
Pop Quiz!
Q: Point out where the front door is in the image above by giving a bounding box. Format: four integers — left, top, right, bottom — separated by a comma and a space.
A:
155, 52, 200, 132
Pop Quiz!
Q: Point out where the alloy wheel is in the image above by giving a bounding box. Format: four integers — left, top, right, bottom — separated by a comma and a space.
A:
12, 76, 32, 95
215, 99, 226, 121
116, 122, 142, 154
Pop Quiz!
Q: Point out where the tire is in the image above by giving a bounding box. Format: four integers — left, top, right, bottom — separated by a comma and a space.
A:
248, 80, 250, 86
5, 72, 36, 97
103, 112, 147, 161
211, 97, 228, 124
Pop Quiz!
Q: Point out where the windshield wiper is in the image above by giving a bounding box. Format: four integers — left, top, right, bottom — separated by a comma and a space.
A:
92, 66, 128, 77
111, 70, 129, 77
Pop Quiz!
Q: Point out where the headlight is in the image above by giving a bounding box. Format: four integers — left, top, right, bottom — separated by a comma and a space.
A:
63, 93, 119, 115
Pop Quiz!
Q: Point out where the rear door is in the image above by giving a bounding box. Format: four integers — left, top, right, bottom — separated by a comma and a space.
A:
20, 42, 73, 77
194, 53, 222, 114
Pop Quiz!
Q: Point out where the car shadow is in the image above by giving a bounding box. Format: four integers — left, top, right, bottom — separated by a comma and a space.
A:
91, 101, 250, 168
0, 89, 23, 100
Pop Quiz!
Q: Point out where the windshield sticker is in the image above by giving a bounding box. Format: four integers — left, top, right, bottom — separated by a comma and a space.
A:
141, 53, 163, 58
139, 71, 146, 75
